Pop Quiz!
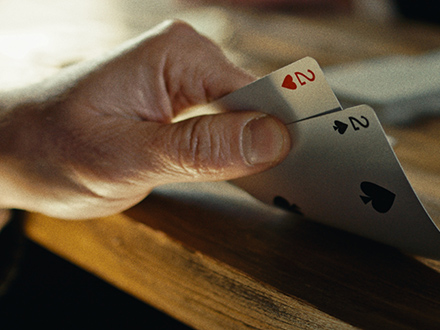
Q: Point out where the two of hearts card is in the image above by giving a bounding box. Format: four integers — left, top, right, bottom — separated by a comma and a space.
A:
212, 57, 440, 259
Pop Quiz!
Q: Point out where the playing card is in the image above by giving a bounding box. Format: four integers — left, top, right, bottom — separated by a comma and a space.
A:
216, 57, 342, 123
232, 105, 440, 258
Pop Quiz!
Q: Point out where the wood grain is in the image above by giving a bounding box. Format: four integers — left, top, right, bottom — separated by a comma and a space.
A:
25, 173, 440, 329
25, 211, 353, 329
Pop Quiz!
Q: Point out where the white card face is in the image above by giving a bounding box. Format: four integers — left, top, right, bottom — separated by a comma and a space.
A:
216, 57, 342, 123
232, 105, 440, 258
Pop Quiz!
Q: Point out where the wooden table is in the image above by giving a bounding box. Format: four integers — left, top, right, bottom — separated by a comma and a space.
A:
3, 1, 440, 328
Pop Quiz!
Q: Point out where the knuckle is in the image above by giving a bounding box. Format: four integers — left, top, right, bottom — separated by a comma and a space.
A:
161, 19, 202, 44
166, 19, 196, 34
184, 117, 214, 174
178, 117, 227, 178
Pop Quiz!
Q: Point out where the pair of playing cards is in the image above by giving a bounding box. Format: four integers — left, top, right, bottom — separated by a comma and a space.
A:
213, 57, 440, 259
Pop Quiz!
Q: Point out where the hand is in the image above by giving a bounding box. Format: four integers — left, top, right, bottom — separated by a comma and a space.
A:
0, 20, 291, 219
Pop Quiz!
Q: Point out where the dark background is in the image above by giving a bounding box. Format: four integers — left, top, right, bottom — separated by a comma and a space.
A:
0, 217, 191, 330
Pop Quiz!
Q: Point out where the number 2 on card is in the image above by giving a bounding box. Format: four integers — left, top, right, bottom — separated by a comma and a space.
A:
281, 70, 316, 90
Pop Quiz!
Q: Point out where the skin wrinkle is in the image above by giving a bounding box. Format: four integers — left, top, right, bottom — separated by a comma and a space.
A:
188, 115, 216, 177
154, 116, 220, 181
143, 123, 187, 182
136, 46, 174, 122
171, 117, 205, 178
202, 70, 221, 104
162, 44, 185, 120
210, 116, 231, 174
60, 121, 151, 201
153, 64, 174, 123
90, 124, 149, 182
153, 112, 268, 183
184, 66, 204, 109
186, 115, 231, 178
188, 117, 202, 174
0, 20, 291, 219
55, 114, 126, 183
163, 53, 201, 117
163, 23, 218, 114
159, 23, 184, 115
100, 64, 155, 121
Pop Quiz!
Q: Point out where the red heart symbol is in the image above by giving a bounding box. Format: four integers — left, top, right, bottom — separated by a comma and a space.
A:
281, 75, 297, 90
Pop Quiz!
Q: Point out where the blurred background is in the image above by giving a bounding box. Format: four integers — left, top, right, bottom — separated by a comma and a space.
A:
1, 0, 439, 328
1, 0, 439, 88
1, 0, 439, 124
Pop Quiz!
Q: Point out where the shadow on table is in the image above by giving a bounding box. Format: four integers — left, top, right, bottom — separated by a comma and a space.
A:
126, 181, 440, 329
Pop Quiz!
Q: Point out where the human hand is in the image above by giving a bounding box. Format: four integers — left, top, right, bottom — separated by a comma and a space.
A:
0, 21, 291, 219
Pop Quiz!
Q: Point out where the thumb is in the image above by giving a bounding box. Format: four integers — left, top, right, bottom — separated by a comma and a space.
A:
143, 111, 292, 186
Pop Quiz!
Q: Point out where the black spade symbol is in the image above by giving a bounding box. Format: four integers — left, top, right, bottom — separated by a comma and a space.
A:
273, 196, 304, 216
333, 120, 348, 135
360, 181, 396, 213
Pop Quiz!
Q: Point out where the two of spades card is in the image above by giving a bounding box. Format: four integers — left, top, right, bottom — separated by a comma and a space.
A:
209, 57, 440, 259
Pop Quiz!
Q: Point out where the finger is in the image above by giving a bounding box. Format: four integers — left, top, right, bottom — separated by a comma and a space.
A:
62, 20, 256, 122
154, 20, 256, 114
134, 111, 292, 186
